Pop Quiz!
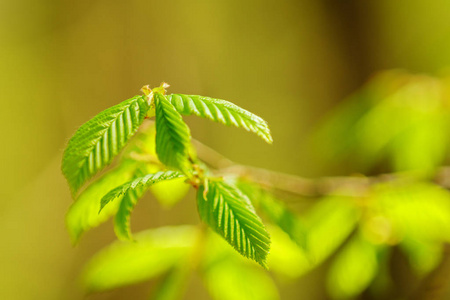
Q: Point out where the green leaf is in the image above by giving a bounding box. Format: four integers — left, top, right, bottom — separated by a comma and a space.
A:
197, 180, 271, 268
238, 181, 306, 249
203, 260, 279, 300
62, 96, 149, 196
266, 226, 311, 278
327, 235, 379, 299
390, 114, 450, 173
150, 265, 190, 300
82, 226, 197, 292
400, 237, 442, 275
268, 196, 359, 278
150, 177, 191, 208
167, 94, 272, 144
372, 182, 450, 242
305, 196, 359, 264
154, 93, 192, 174
65, 161, 138, 244
100, 171, 185, 240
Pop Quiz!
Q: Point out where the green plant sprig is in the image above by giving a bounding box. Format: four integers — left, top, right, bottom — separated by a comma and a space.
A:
62, 83, 275, 267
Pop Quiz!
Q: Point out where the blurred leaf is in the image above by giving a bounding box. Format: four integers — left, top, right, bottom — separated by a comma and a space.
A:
315, 71, 450, 172
305, 196, 359, 264
65, 161, 138, 244
269, 196, 359, 277
62, 95, 149, 196
150, 265, 190, 300
197, 180, 270, 268
314, 89, 373, 163
154, 93, 192, 174
327, 234, 379, 299
390, 115, 449, 173
167, 94, 272, 144
372, 182, 450, 242
314, 71, 404, 166
238, 181, 306, 249
203, 260, 279, 300
99, 171, 185, 240
400, 238, 442, 276
122, 120, 158, 158
267, 226, 311, 278
356, 77, 447, 172
150, 178, 191, 208
82, 226, 197, 292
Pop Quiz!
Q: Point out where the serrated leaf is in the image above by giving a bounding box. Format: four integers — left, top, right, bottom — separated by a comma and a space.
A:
100, 171, 185, 240
62, 95, 149, 196
197, 180, 270, 268
203, 260, 279, 300
154, 93, 192, 174
237, 181, 307, 249
327, 235, 379, 299
167, 94, 272, 144
65, 161, 138, 244
82, 226, 197, 292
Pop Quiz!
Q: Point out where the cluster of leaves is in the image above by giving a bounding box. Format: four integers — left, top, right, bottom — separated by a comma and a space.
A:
298, 71, 450, 299
249, 180, 450, 299
63, 73, 450, 300
316, 70, 450, 174
62, 83, 309, 299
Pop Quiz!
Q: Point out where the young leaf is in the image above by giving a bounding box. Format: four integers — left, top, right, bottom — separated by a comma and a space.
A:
266, 226, 311, 278
150, 177, 191, 208
154, 93, 192, 174
167, 94, 273, 144
203, 260, 280, 300
372, 182, 450, 242
197, 180, 271, 268
150, 265, 190, 300
114, 184, 146, 241
82, 226, 197, 292
238, 181, 307, 249
62, 96, 149, 196
99, 171, 186, 240
327, 235, 379, 299
400, 237, 442, 275
268, 197, 359, 278
305, 196, 359, 264
65, 161, 138, 244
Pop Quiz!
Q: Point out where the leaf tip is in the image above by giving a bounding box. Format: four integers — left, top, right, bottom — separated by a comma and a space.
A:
260, 260, 269, 270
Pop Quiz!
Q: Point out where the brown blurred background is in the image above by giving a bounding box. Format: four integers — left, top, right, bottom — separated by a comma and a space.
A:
2, 0, 450, 299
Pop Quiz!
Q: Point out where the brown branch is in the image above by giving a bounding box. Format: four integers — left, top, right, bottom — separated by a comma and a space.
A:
192, 138, 450, 197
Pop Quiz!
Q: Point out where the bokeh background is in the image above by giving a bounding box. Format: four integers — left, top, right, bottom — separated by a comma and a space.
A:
3, 0, 450, 299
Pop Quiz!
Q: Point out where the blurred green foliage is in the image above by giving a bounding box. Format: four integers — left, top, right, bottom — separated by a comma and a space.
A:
5, 1, 450, 300
317, 70, 450, 175
76, 71, 450, 300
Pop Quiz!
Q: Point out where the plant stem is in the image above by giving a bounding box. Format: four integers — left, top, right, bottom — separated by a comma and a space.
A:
192, 138, 450, 197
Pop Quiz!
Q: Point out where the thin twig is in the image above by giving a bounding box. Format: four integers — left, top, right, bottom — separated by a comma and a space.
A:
192, 138, 450, 197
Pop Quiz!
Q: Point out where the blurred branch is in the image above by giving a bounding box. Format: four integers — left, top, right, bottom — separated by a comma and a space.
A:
192, 139, 450, 198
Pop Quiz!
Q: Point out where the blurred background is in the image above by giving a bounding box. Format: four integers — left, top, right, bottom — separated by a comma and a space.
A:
3, 0, 450, 299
